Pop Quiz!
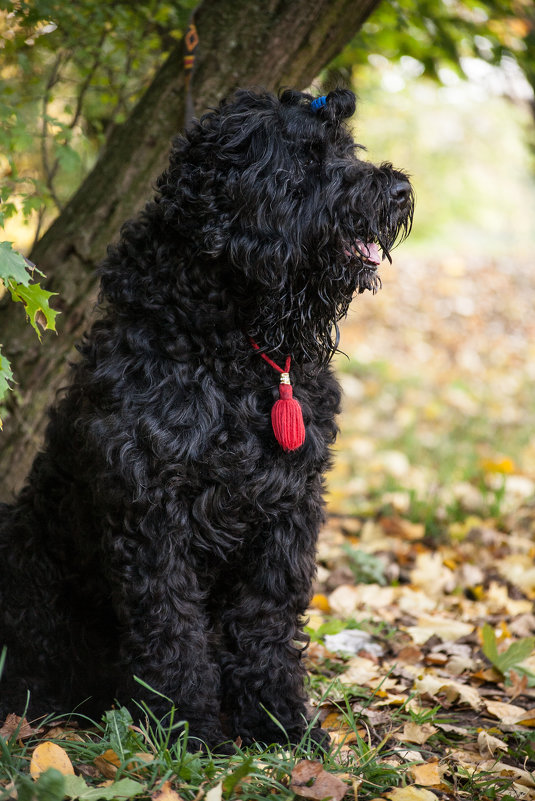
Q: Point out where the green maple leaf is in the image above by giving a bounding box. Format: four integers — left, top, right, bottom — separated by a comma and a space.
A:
0, 240, 43, 285
8, 280, 59, 341
0, 346, 14, 428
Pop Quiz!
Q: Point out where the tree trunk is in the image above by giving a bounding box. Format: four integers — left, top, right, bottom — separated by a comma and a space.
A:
0, 0, 380, 499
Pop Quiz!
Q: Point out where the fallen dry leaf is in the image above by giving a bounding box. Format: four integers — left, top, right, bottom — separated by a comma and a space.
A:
44, 725, 84, 742
488, 762, 535, 789
485, 699, 535, 725
94, 748, 121, 778
152, 780, 183, 801
399, 722, 437, 745
506, 670, 529, 700
289, 760, 347, 801
30, 742, 75, 778
204, 782, 222, 801
338, 655, 382, 686
406, 614, 474, 645
409, 761, 442, 787
477, 730, 509, 758
385, 787, 439, 800
414, 674, 484, 710
310, 593, 331, 612
0, 714, 42, 741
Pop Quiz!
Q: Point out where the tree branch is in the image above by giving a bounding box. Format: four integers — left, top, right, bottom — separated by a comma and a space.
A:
40, 51, 66, 211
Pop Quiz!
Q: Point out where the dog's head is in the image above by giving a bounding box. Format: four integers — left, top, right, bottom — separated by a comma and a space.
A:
157, 88, 413, 362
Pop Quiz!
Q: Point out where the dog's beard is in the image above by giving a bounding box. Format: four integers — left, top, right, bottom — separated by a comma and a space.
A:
248, 256, 373, 364
356, 265, 382, 295
241, 208, 413, 364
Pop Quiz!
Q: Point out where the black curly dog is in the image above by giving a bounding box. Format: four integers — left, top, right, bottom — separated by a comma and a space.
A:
0, 88, 413, 749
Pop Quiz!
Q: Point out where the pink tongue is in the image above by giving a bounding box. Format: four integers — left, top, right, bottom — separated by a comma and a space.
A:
356, 240, 381, 265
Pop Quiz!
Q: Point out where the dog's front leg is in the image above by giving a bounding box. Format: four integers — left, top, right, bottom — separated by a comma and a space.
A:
218, 517, 321, 747
103, 510, 226, 750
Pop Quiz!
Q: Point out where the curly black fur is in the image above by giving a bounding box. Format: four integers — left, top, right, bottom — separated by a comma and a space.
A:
0, 88, 413, 750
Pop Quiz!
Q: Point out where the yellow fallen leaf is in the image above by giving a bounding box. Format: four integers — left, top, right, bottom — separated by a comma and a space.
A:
480, 456, 516, 474
448, 515, 485, 541
485, 699, 534, 725
310, 593, 331, 613
410, 553, 455, 597
338, 656, 381, 686
410, 761, 442, 786
385, 787, 439, 800
484, 582, 532, 615
374, 692, 411, 707
30, 742, 75, 778
472, 667, 502, 683
322, 711, 343, 730
414, 674, 484, 710
306, 613, 325, 631
94, 748, 121, 778
518, 710, 535, 727
401, 722, 438, 745
498, 554, 535, 596
330, 728, 361, 745
328, 584, 395, 616
406, 614, 474, 645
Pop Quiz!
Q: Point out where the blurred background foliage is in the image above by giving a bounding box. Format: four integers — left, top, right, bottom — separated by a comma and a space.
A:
329, 57, 535, 531
0, 0, 196, 245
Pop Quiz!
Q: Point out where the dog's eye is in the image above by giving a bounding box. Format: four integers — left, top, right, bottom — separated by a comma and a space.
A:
298, 143, 322, 168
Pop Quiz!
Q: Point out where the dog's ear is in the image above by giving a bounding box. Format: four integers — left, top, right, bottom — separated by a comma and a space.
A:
318, 89, 356, 123
326, 89, 356, 119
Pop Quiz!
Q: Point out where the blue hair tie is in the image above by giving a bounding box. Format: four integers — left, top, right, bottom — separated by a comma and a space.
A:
310, 96, 327, 112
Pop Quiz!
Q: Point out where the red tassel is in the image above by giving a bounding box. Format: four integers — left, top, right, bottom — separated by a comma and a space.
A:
271, 379, 305, 452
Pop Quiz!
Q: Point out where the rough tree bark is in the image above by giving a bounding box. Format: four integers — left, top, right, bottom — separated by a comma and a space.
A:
0, 0, 381, 499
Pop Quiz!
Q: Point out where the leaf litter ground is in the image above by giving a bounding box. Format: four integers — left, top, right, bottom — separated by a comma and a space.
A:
1, 252, 535, 800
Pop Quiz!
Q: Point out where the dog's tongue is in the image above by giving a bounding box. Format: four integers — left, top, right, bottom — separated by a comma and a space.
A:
355, 240, 381, 265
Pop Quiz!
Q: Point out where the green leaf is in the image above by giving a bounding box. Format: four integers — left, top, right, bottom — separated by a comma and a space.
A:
14, 775, 37, 801
102, 707, 134, 759
481, 623, 500, 665
482, 624, 535, 678
0, 346, 14, 422
8, 280, 59, 340
222, 756, 253, 796
63, 775, 90, 800
35, 768, 66, 801
79, 778, 145, 801
56, 143, 82, 173
495, 638, 535, 675
0, 240, 34, 285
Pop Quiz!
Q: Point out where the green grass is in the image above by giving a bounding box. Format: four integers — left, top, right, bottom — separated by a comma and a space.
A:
0, 693, 399, 801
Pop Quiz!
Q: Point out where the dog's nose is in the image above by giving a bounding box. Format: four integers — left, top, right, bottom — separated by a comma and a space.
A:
390, 179, 411, 208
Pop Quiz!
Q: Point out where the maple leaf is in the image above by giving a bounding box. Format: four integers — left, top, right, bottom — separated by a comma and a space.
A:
8, 279, 59, 341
